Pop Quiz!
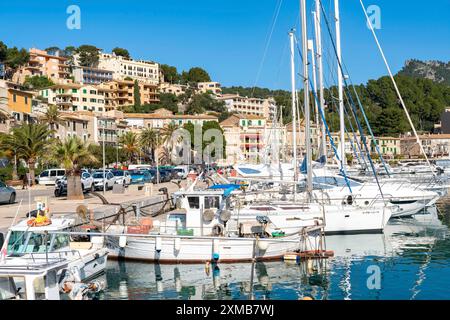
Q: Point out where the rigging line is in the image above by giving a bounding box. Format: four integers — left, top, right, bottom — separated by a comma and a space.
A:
321, 20, 390, 176
273, 39, 289, 89
294, 34, 352, 193
358, 0, 435, 176
320, 43, 368, 168
317, 1, 385, 198
250, 0, 284, 97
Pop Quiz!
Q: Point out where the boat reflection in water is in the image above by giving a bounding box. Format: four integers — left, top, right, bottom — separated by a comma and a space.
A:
99, 210, 450, 300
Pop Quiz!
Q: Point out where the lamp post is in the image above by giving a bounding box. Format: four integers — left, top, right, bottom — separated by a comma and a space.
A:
102, 121, 106, 195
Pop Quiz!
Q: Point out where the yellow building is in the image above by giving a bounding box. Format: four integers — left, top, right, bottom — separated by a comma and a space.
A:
6, 82, 34, 113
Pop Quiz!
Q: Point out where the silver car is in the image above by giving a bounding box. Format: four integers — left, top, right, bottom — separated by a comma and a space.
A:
0, 181, 16, 204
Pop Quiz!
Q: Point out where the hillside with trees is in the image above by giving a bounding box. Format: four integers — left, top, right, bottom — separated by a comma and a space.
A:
223, 73, 450, 135
399, 59, 450, 85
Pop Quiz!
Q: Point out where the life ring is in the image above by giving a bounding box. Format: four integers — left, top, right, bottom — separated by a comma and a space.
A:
219, 210, 231, 222
211, 224, 224, 236
203, 209, 215, 222
27, 218, 52, 227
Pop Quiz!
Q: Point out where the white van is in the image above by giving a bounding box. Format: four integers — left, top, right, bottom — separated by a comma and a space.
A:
128, 164, 153, 170
37, 169, 66, 185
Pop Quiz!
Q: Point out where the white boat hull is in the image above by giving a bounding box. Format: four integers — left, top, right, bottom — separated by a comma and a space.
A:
105, 231, 305, 263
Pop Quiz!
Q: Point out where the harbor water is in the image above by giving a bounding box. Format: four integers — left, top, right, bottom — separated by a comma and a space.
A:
92, 202, 450, 300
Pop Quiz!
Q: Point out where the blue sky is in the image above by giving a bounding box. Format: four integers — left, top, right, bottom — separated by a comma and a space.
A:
0, 0, 448, 90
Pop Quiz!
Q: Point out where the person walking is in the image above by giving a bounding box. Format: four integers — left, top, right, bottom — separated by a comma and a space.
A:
22, 172, 28, 190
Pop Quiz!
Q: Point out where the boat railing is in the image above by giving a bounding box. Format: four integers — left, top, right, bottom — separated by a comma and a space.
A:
28, 250, 83, 264
48, 228, 324, 244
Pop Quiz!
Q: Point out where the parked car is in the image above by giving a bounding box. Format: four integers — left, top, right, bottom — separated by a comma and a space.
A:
0, 181, 15, 204
92, 171, 115, 191
111, 170, 131, 186
36, 169, 66, 185
129, 169, 152, 184
54, 172, 94, 197
159, 169, 172, 183
173, 166, 189, 179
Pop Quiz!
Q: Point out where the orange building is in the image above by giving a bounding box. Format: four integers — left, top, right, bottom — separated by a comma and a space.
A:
5, 82, 34, 113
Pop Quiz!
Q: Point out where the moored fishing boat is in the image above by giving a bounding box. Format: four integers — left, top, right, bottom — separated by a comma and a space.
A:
0, 215, 109, 284
103, 186, 325, 263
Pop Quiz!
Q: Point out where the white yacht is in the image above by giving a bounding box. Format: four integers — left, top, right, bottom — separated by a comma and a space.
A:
1, 216, 108, 284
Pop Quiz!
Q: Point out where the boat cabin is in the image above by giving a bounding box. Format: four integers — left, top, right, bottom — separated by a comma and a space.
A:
5, 218, 75, 256
0, 261, 68, 300
165, 185, 243, 237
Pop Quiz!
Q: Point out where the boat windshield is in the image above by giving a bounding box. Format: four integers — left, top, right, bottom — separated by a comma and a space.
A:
312, 176, 361, 189
436, 159, 450, 168
6, 231, 69, 256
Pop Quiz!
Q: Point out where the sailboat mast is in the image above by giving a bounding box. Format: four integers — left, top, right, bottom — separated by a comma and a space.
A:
289, 30, 298, 197
334, 0, 346, 171
313, 1, 327, 163
308, 39, 320, 156
300, 0, 312, 194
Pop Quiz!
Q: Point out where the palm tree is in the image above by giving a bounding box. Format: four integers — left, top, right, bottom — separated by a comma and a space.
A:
161, 122, 179, 163
39, 105, 64, 137
118, 131, 139, 166
53, 136, 98, 200
139, 128, 160, 163
0, 108, 10, 121
2, 123, 52, 185
140, 127, 162, 182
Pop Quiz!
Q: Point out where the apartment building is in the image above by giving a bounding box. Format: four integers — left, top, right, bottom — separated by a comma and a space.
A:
53, 110, 129, 146
401, 134, 450, 158
217, 94, 277, 120
98, 80, 159, 108
124, 108, 218, 130
284, 121, 322, 160
368, 136, 401, 158
55, 112, 90, 142
159, 83, 188, 96
13, 48, 70, 84
197, 82, 222, 95
40, 84, 107, 113
0, 80, 36, 130
97, 52, 160, 85
72, 66, 113, 85
220, 114, 268, 164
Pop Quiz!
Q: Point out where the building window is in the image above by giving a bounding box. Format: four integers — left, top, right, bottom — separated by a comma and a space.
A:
83, 89, 87, 94
24, 97, 28, 105
72, 89, 77, 93
13, 94, 17, 103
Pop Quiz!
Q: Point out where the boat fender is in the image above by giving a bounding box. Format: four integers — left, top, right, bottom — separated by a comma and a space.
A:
174, 237, 181, 251
219, 210, 231, 222
211, 224, 224, 236
212, 239, 220, 260
155, 236, 162, 252
119, 236, 127, 248
203, 209, 215, 222
257, 238, 269, 251
175, 198, 183, 209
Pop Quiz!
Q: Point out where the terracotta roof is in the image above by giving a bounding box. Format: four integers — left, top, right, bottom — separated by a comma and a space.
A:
47, 84, 82, 90
124, 113, 218, 120
220, 113, 265, 127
